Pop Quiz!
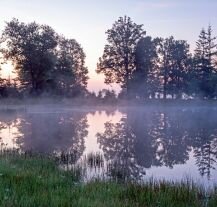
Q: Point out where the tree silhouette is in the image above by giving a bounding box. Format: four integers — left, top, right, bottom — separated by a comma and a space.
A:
1, 18, 57, 95
0, 18, 89, 97
194, 25, 217, 99
129, 36, 160, 99
97, 16, 146, 98
55, 36, 88, 97
159, 37, 191, 99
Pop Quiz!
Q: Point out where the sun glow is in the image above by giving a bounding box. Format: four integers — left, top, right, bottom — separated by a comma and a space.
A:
1, 61, 16, 79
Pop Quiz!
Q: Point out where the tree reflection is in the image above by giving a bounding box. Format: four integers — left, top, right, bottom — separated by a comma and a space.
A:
154, 111, 191, 168
186, 110, 217, 178
15, 112, 88, 163
97, 108, 217, 180
97, 116, 146, 180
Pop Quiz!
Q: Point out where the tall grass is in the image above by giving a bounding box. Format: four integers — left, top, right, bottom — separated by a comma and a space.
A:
0, 151, 216, 207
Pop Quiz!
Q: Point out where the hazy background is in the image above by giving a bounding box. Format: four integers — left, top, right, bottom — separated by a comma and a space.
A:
0, 0, 216, 92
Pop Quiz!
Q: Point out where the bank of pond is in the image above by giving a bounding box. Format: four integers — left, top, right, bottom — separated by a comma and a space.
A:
0, 152, 216, 207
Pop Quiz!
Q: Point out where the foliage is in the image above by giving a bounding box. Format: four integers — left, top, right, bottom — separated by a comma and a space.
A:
97, 89, 117, 104
1, 18, 57, 95
0, 17, 217, 100
159, 37, 191, 99
97, 16, 146, 97
129, 36, 160, 99
193, 25, 217, 99
55, 36, 88, 97
98, 17, 217, 100
0, 19, 89, 97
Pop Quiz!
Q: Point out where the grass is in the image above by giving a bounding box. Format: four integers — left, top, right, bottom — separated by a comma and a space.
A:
0, 152, 216, 207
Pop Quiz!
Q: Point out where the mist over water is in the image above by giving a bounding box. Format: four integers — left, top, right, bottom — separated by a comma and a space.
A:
0, 105, 217, 186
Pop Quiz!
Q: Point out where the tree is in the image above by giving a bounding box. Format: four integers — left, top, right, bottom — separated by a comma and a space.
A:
167, 39, 191, 99
102, 89, 117, 104
159, 37, 173, 99
55, 36, 88, 97
129, 36, 160, 99
1, 18, 58, 95
0, 19, 88, 97
194, 25, 217, 99
159, 37, 191, 99
96, 16, 146, 98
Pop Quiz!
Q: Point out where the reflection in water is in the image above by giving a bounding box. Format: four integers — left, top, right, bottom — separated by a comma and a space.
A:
0, 110, 22, 149
0, 107, 216, 185
16, 111, 88, 165
97, 108, 217, 182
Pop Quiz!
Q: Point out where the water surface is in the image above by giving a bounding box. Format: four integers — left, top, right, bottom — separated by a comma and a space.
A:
1, 105, 217, 186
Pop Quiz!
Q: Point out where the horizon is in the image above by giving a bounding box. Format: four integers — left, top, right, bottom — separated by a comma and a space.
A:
0, 0, 217, 93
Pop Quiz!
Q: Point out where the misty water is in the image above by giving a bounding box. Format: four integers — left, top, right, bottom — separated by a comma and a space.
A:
1, 105, 217, 187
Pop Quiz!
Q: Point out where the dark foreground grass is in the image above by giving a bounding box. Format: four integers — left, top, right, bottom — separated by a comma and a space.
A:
0, 154, 216, 207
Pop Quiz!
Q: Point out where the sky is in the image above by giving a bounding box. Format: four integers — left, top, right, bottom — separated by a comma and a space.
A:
0, 0, 217, 92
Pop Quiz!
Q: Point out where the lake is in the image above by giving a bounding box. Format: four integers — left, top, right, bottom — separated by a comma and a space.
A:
1, 105, 217, 187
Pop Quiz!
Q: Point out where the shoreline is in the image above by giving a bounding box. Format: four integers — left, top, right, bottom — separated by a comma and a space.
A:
0, 153, 216, 206
0, 98, 216, 110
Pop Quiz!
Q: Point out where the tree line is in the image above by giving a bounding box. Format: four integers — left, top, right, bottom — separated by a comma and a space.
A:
97, 16, 217, 100
0, 16, 216, 100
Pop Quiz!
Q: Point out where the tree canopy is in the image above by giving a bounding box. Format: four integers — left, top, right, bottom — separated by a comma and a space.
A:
0, 18, 88, 97
96, 16, 146, 97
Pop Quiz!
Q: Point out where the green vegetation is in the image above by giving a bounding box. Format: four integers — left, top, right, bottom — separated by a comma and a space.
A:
0, 153, 216, 207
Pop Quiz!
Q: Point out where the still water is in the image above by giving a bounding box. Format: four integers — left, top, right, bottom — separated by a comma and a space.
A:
1, 105, 217, 186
